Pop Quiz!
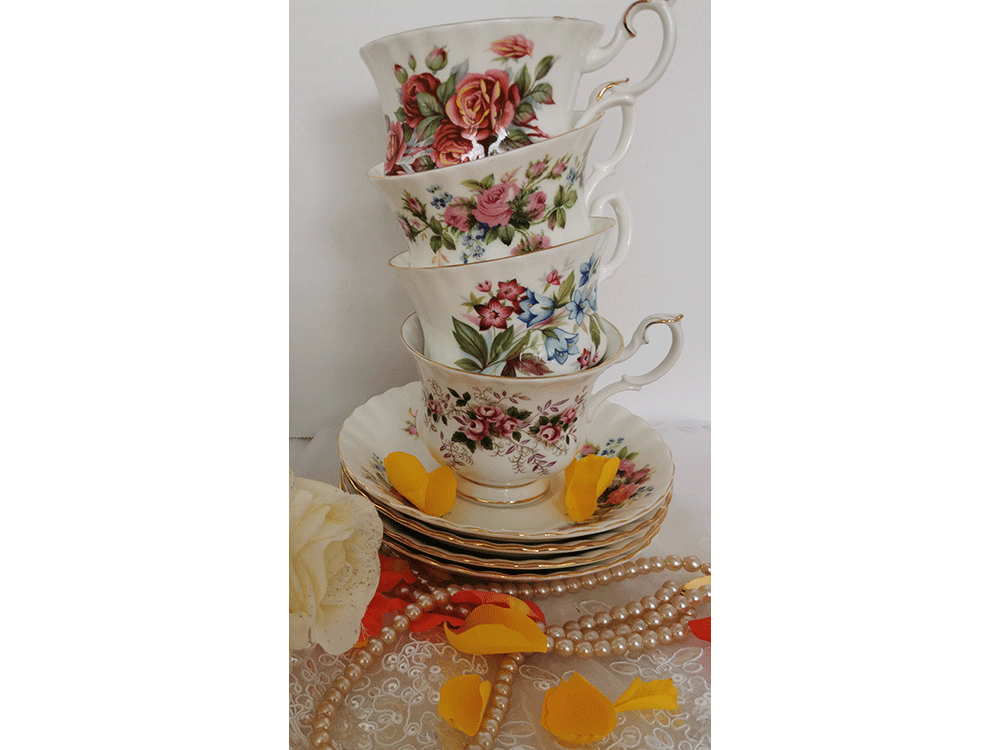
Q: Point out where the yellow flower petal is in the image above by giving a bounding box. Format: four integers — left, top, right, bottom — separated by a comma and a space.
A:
438, 673, 492, 736
564, 455, 621, 523
541, 672, 618, 744
384, 451, 455, 517
682, 574, 711, 591
424, 464, 457, 516
444, 603, 547, 654
612, 677, 679, 712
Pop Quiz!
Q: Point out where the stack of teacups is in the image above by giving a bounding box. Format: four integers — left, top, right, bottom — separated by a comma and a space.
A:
358, 1, 685, 513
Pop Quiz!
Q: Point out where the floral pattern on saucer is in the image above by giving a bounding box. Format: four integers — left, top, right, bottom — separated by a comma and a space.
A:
395, 153, 585, 264
578, 438, 656, 523
384, 36, 559, 176
447, 254, 604, 376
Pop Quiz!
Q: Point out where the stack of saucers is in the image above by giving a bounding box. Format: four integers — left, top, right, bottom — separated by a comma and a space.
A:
344, 1, 685, 581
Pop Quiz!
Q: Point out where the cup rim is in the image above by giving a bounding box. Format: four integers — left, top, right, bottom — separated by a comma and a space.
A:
400, 311, 625, 381
360, 15, 602, 55
387, 215, 616, 271
365, 111, 605, 182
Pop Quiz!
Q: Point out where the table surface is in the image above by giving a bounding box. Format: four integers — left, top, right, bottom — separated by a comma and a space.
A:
289, 412, 710, 749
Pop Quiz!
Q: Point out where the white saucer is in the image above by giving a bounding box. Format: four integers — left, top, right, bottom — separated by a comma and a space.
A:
339, 382, 674, 542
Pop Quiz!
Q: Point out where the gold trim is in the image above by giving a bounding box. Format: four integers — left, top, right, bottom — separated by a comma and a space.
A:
623, 0, 652, 37
596, 78, 630, 101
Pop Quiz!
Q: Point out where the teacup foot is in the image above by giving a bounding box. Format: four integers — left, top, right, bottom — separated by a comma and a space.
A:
455, 476, 550, 506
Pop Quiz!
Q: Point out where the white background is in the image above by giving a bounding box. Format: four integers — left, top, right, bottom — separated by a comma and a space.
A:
290, 0, 711, 437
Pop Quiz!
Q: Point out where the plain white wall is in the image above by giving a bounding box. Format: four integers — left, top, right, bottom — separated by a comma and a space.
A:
290, 0, 710, 437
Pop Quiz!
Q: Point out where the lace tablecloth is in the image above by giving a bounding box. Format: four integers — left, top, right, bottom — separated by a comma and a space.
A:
290, 417, 710, 749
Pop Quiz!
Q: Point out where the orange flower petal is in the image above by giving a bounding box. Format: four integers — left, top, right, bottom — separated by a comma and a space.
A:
450, 590, 546, 624
444, 603, 547, 654
424, 464, 457, 516
409, 612, 466, 633
564, 456, 620, 523
438, 673, 492, 736
384, 452, 456, 517
540, 672, 617, 744
689, 616, 711, 642
612, 677, 679, 712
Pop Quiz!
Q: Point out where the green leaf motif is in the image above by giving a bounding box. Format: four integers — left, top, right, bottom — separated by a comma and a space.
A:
498, 224, 516, 245
552, 184, 566, 207
489, 325, 515, 362
589, 315, 603, 349
528, 81, 554, 105
429, 235, 442, 252
452, 319, 489, 368
455, 358, 484, 372
514, 65, 532, 99
481, 436, 494, 451
441, 233, 456, 250
534, 55, 554, 81
413, 114, 442, 142
416, 91, 443, 117
556, 271, 575, 306
562, 189, 578, 209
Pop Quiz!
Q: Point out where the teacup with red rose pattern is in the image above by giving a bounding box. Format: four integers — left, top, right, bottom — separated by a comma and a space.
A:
360, 0, 677, 175
390, 194, 631, 377
400, 311, 683, 505
367, 105, 634, 268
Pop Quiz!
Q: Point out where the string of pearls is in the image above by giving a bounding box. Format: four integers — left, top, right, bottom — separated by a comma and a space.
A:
308, 553, 710, 750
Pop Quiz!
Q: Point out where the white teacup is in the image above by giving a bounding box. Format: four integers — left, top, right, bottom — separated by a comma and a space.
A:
367, 107, 634, 267
400, 311, 684, 504
360, 0, 677, 175
390, 194, 631, 377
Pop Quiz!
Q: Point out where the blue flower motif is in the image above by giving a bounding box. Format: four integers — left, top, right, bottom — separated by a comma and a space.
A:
544, 328, 580, 365
579, 256, 596, 286
585, 284, 598, 312
431, 192, 453, 209
517, 289, 555, 328
426, 184, 442, 193
566, 289, 588, 325
566, 167, 580, 185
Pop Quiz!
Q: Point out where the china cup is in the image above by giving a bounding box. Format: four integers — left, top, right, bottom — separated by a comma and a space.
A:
360, 0, 677, 175
390, 194, 630, 377
400, 311, 683, 504
367, 104, 634, 267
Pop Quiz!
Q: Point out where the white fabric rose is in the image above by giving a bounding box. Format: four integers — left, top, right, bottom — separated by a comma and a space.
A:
290, 469, 383, 654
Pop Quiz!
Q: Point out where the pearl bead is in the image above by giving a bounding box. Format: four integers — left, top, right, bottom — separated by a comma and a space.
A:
579, 615, 597, 630
583, 629, 600, 642
508, 652, 526, 665
575, 641, 594, 659
672, 595, 692, 611
396, 584, 412, 599
343, 663, 362, 681
562, 620, 581, 632
403, 603, 422, 619
646, 611, 664, 627
657, 603, 679, 620
484, 717, 501, 734
600, 628, 617, 641
580, 574, 598, 589
455, 605, 471, 617
309, 729, 331, 746
547, 626, 565, 638
365, 639, 385, 657
683, 555, 702, 572
641, 595, 660, 611
700, 563, 711, 575
623, 562, 639, 577
671, 623, 687, 639
496, 667, 515, 683
518, 584, 534, 599
610, 605, 629, 622
626, 633, 644, 652
317, 699, 338, 715
545, 634, 554, 652
702, 584, 711, 598
555, 638, 575, 656
566, 629, 583, 643
610, 565, 627, 581
610, 636, 628, 656
593, 640, 611, 658
594, 611, 612, 627
491, 696, 509, 712
662, 580, 682, 596
637, 558, 652, 573
504, 584, 519, 596
534, 583, 550, 598
488, 582, 503, 593
391, 615, 409, 631
312, 714, 332, 731
664, 555, 683, 570
474, 731, 495, 749
466, 744, 483, 750
332, 676, 352, 693
631, 618, 648, 632
595, 571, 612, 586
446, 583, 462, 596
493, 682, 511, 698
550, 582, 567, 597
432, 588, 450, 604
688, 589, 704, 605
643, 630, 659, 650
354, 650, 373, 669
565, 578, 582, 594
649, 556, 666, 571
656, 626, 674, 644
379, 626, 398, 644
615, 624, 632, 637
626, 601, 644, 618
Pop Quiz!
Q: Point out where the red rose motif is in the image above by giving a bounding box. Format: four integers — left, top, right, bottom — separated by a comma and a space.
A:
384, 121, 406, 175
406, 195, 424, 217
474, 405, 504, 422
432, 120, 475, 169
472, 181, 517, 226
496, 416, 521, 438
445, 70, 521, 141
538, 424, 562, 443
443, 203, 473, 231
400, 73, 441, 129
463, 419, 490, 442
490, 35, 534, 59
606, 484, 634, 506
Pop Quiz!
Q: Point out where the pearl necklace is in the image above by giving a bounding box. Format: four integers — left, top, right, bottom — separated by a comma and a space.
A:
307, 553, 710, 750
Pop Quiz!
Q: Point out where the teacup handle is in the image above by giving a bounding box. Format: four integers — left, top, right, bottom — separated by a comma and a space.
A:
589, 192, 632, 283
579, 0, 678, 116
581, 100, 637, 208
585, 314, 684, 420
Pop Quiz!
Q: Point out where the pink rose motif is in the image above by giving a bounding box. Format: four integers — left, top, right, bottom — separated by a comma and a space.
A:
495, 279, 526, 303
432, 120, 475, 169
472, 181, 517, 226
445, 70, 521, 141
618, 458, 636, 477
496, 416, 521, 438
561, 407, 577, 425
578, 443, 596, 457
400, 72, 441, 129
406, 424, 418, 436
427, 398, 442, 416
384, 121, 406, 175
474, 405, 505, 422
474, 297, 515, 331
463, 419, 490, 442
546, 269, 562, 286
406, 195, 424, 218
512, 233, 552, 256
550, 159, 568, 177
606, 484, 634, 506
525, 190, 547, 221
443, 202, 472, 231
526, 160, 547, 180
537, 424, 562, 443
629, 467, 651, 485
490, 35, 534, 59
